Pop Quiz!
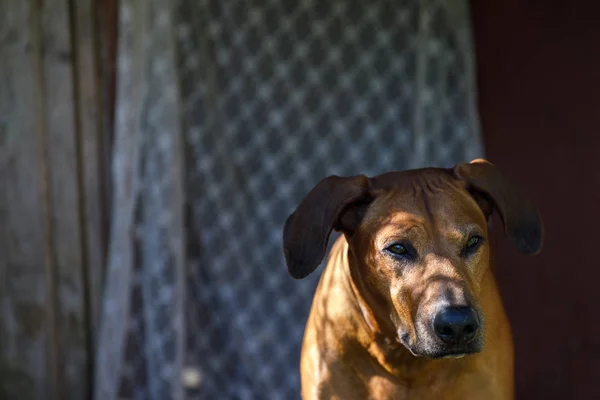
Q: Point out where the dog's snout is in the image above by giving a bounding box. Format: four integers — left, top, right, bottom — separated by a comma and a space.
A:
433, 306, 479, 344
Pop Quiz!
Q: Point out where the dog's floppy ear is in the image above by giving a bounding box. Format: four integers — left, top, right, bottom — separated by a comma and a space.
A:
454, 158, 543, 255
283, 175, 372, 279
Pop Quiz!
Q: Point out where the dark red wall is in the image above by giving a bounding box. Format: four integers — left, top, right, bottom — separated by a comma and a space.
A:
471, 1, 600, 398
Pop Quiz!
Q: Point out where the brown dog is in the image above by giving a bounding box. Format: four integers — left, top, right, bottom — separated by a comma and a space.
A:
283, 159, 543, 399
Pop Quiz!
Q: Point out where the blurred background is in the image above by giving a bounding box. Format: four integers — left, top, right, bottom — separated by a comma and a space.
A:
0, 0, 599, 399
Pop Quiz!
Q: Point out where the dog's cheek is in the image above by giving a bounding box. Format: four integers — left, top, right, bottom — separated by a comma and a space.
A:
389, 282, 414, 332
360, 248, 388, 290
468, 246, 491, 294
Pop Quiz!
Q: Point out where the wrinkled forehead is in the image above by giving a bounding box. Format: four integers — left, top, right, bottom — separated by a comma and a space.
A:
361, 169, 487, 235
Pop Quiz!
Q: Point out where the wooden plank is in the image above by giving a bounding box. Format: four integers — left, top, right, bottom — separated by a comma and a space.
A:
37, 0, 91, 398
0, 1, 52, 399
2, 0, 108, 398
69, 1, 108, 397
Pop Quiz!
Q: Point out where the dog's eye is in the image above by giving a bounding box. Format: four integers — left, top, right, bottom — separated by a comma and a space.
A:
387, 243, 407, 255
385, 242, 416, 260
466, 236, 480, 248
463, 235, 484, 256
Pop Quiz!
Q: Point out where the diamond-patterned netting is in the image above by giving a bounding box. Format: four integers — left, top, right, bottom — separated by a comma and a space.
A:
96, 0, 484, 399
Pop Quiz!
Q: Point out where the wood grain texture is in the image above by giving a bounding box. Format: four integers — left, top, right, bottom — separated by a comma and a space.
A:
0, 0, 108, 398
0, 2, 52, 399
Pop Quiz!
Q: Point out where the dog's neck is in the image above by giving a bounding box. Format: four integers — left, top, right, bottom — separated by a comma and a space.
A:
336, 236, 469, 383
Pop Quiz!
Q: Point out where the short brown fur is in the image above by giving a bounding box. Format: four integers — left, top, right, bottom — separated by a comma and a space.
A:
283, 159, 543, 399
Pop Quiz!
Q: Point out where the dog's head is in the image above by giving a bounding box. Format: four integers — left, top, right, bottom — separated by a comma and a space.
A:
283, 159, 543, 358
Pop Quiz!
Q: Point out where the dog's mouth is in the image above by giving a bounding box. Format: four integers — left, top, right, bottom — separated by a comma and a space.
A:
402, 341, 483, 359
397, 327, 484, 359
426, 345, 483, 359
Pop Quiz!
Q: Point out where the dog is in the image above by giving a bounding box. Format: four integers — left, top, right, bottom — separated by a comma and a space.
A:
283, 159, 543, 399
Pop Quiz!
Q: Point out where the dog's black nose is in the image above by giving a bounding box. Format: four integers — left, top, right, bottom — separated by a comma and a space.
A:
433, 306, 479, 344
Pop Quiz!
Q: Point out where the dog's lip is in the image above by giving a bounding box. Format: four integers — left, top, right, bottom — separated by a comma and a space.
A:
406, 346, 421, 357
396, 329, 483, 359
396, 330, 423, 357
441, 354, 466, 359
400, 344, 475, 359
429, 347, 481, 359
408, 346, 481, 359
397, 330, 410, 345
